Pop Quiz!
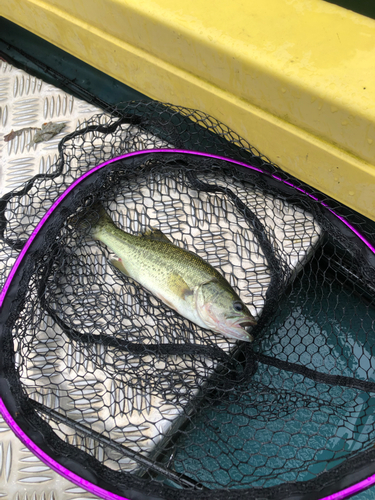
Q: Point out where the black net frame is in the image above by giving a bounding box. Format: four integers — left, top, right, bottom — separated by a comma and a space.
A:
0, 101, 374, 500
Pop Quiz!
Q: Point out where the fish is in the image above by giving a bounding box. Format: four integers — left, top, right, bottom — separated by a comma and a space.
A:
86, 205, 257, 342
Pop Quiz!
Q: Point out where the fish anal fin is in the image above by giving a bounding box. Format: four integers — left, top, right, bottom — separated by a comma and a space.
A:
110, 258, 130, 277
141, 228, 172, 243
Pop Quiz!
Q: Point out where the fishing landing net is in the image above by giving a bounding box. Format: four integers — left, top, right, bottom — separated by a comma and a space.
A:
0, 101, 375, 500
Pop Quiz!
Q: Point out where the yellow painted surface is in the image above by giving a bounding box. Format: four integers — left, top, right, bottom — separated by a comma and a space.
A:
2, 0, 375, 219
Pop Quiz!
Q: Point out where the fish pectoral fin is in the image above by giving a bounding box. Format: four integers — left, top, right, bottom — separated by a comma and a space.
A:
141, 228, 172, 243
167, 272, 193, 301
110, 258, 130, 277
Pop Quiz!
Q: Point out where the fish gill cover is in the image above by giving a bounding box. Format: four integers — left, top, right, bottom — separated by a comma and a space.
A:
0, 101, 374, 500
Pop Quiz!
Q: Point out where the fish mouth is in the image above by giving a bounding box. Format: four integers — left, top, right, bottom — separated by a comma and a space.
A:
226, 325, 254, 342
239, 319, 257, 329
221, 318, 256, 342
199, 310, 257, 343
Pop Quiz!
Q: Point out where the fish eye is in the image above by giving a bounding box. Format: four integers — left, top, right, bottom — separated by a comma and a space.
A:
233, 301, 244, 312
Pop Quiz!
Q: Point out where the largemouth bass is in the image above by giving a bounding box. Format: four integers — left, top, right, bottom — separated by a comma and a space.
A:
88, 205, 257, 342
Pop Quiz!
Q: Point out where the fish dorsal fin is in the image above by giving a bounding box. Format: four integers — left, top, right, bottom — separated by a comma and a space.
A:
141, 228, 172, 243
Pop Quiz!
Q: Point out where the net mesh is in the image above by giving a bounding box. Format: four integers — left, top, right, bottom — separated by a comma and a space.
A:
0, 101, 375, 500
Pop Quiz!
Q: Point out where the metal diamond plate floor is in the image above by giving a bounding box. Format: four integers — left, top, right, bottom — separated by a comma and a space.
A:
0, 60, 102, 500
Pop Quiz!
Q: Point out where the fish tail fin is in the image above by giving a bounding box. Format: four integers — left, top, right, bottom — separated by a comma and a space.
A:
69, 202, 115, 239
89, 203, 115, 239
